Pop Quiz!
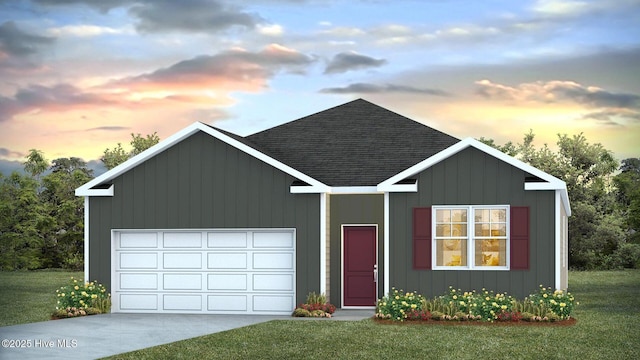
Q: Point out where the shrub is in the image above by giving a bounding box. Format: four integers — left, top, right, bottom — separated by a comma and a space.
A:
376, 288, 425, 321
292, 292, 336, 317
527, 285, 576, 320
55, 277, 111, 315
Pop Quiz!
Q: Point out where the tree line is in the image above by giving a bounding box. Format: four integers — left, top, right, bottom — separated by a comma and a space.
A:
0, 133, 159, 270
0, 131, 638, 270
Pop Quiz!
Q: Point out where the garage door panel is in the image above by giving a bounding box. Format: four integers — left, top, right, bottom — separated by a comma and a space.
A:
120, 253, 157, 269
120, 273, 158, 290
253, 295, 294, 312
120, 232, 158, 248
163, 274, 202, 290
120, 294, 158, 310
253, 274, 293, 291
208, 232, 247, 248
208, 295, 248, 311
253, 232, 293, 248
163, 232, 202, 248
253, 253, 293, 270
114, 229, 295, 315
163, 295, 202, 311
208, 253, 247, 269
163, 253, 202, 269
208, 274, 247, 290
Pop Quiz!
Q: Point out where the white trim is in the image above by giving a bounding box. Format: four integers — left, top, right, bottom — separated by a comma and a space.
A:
555, 190, 562, 291
76, 184, 114, 197
377, 137, 571, 216
383, 192, 390, 295
341, 224, 378, 309
377, 182, 418, 193
329, 186, 380, 194
290, 186, 382, 194
320, 193, 327, 295
76, 122, 329, 196
83, 197, 89, 283
431, 205, 510, 271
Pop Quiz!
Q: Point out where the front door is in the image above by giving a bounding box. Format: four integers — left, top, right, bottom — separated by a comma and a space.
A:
343, 226, 377, 307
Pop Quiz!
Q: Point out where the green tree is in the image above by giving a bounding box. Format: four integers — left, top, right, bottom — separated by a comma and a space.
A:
102, 132, 160, 169
480, 131, 629, 269
613, 158, 640, 244
0, 172, 45, 270
23, 149, 48, 180
39, 158, 93, 269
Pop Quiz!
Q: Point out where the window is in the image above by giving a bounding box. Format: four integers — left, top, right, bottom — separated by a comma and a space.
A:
433, 206, 509, 270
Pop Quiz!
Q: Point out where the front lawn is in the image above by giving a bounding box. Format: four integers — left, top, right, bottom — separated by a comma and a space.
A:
0, 270, 82, 327
107, 270, 640, 360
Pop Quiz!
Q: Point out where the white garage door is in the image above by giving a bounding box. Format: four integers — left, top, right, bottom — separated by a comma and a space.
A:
112, 229, 295, 315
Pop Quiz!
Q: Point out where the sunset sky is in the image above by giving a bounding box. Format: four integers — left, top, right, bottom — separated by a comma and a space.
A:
1, 0, 639, 176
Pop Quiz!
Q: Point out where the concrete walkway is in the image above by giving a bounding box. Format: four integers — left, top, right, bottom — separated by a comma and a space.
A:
0, 310, 372, 359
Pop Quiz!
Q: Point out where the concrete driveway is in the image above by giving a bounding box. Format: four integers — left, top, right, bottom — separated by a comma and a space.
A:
0, 310, 372, 359
0, 313, 288, 360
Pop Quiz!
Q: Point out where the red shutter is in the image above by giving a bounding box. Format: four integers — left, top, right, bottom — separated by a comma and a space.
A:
510, 206, 529, 270
413, 207, 432, 270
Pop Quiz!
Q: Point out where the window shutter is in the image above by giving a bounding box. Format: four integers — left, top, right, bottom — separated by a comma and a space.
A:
413, 207, 432, 270
510, 206, 529, 270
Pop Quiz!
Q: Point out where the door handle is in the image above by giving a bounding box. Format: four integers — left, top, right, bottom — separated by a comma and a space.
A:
373, 264, 378, 283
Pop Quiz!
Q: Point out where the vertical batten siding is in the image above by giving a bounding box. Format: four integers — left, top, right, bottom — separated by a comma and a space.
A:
88, 131, 320, 304
328, 194, 384, 307
389, 147, 555, 299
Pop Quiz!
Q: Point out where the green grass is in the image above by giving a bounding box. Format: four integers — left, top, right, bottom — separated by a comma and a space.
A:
107, 270, 640, 360
0, 270, 82, 327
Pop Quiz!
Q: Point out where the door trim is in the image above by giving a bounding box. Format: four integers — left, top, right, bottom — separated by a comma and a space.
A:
341, 224, 378, 309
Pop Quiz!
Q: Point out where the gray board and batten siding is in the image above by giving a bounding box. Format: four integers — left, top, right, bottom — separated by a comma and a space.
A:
388, 146, 556, 299
88, 131, 321, 304
329, 194, 384, 307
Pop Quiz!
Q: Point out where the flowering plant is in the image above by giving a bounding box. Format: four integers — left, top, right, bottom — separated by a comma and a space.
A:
292, 292, 336, 317
527, 285, 576, 320
375, 288, 425, 321
55, 277, 111, 315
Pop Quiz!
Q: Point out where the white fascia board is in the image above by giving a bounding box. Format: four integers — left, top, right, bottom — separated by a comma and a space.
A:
377, 182, 417, 193
290, 186, 382, 194
379, 138, 566, 189
290, 185, 329, 193
75, 184, 114, 197
319, 193, 327, 294
76, 122, 329, 197
555, 190, 562, 290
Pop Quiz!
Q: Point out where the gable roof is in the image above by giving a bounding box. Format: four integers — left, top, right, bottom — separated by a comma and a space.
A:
247, 99, 460, 186
75, 122, 330, 196
378, 137, 571, 216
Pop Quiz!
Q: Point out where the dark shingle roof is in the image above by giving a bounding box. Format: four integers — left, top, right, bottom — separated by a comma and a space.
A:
243, 98, 460, 186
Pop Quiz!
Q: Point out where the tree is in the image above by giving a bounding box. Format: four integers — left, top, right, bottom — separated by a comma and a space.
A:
613, 158, 640, 244
23, 149, 48, 179
479, 131, 634, 269
0, 172, 45, 270
102, 132, 160, 169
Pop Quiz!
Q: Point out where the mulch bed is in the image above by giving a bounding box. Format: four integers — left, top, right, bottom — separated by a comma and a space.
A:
373, 317, 577, 327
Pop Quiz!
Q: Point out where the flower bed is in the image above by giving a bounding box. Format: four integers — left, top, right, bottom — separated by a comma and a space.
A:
375, 285, 577, 324
292, 292, 336, 318
51, 277, 111, 319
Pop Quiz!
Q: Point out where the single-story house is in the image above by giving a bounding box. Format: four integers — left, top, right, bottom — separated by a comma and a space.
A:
76, 99, 571, 315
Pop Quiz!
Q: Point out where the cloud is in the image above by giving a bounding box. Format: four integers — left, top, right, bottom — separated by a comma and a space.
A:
32, 0, 130, 12
475, 79, 640, 125
129, 0, 261, 33
0, 84, 118, 122
0, 21, 55, 57
47, 24, 132, 37
86, 126, 132, 132
0, 158, 24, 175
0, 147, 24, 158
110, 44, 315, 91
320, 82, 451, 96
324, 51, 387, 74
475, 79, 640, 109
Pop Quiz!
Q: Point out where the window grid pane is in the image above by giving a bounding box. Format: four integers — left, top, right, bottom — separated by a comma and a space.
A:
473, 208, 507, 267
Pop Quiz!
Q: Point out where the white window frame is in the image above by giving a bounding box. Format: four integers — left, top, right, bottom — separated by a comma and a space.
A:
432, 205, 510, 271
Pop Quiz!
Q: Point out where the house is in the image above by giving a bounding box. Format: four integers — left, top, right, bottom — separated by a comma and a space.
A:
75, 99, 571, 315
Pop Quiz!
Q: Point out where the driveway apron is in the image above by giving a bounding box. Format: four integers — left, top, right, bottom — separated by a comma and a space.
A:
0, 313, 288, 360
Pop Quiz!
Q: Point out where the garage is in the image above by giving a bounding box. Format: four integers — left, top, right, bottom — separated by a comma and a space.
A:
111, 229, 296, 315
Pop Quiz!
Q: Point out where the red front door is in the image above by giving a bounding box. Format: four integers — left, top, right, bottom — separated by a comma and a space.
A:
343, 226, 377, 307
